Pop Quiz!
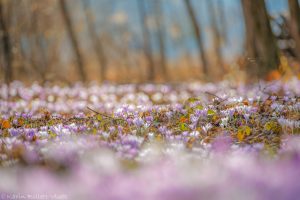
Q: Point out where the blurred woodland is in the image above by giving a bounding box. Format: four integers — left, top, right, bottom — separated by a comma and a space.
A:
0, 0, 300, 84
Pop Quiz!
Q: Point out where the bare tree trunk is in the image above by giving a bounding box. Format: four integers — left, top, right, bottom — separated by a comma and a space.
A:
207, 0, 224, 73
288, 0, 300, 61
241, 0, 279, 79
217, 0, 227, 45
116, 25, 131, 83
0, 0, 13, 83
59, 0, 86, 82
154, 0, 168, 81
82, 0, 107, 82
137, 0, 155, 82
184, 0, 208, 76
30, 9, 48, 82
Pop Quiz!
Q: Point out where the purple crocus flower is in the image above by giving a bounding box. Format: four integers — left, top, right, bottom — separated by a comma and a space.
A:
190, 114, 199, 124
78, 125, 88, 132
117, 125, 123, 134
9, 128, 21, 137
109, 126, 116, 133
158, 126, 167, 135
121, 135, 143, 149
166, 111, 173, 119
25, 128, 36, 140
145, 115, 153, 123
133, 117, 144, 128
212, 134, 232, 153
126, 118, 133, 125
228, 109, 235, 118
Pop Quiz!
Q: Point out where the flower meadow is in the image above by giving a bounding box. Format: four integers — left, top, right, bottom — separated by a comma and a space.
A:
0, 79, 300, 200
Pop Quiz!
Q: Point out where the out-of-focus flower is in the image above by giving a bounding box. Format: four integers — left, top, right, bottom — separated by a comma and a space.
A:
8, 128, 22, 137
212, 134, 232, 153
133, 117, 144, 128
50, 124, 71, 135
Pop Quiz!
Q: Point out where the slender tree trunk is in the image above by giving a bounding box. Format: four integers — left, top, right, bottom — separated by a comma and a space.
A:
288, 0, 300, 61
184, 0, 208, 76
207, 0, 224, 73
138, 0, 155, 82
82, 0, 107, 82
30, 9, 48, 82
217, 0, 227, 45
154, 0, 168, 81
37, 36, 49, 83
59, 0, 86, 82
0, 0, 13, 83
241, 0, 279, 79
117, 25, 131, 83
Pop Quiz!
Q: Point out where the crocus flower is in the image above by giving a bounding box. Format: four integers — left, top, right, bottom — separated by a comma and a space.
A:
133, 117, 144, 128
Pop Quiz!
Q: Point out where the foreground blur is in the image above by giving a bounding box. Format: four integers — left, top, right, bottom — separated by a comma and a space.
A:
0, 79, 299, 199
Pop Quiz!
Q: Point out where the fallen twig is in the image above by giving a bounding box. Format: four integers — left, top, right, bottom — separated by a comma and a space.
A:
87, 106, 126, 122
204, 91, 228, 103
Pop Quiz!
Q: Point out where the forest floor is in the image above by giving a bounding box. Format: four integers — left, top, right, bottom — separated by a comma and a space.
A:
0, 79, 300, 200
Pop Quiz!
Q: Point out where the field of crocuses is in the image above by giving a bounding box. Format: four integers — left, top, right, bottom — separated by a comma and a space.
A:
0, 79, 300, 200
